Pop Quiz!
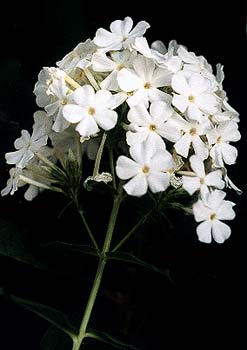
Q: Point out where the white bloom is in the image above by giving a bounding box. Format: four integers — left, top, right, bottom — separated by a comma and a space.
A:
5, 126, 48, 169
92, 50, 135, 91
45, 77, 74, 132
172, 71, 219, 122
117, 55, 171, 107
1, 167, 25, 196
116, 142, 174, 196
63, 85, 125, 138
134, 37, 182, 75
164, 114, 209, 159
57, 39, 97, 72
207, 121, 241, 167
34, 67, 66, 108
94, 16, 150, 52
126, 101, 173, 149
193, 190, 235, 243
33, 111, 52, 139
182, 155, 224, 197
177, 46, 214, 79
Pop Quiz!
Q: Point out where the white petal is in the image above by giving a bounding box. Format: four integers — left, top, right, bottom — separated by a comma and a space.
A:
182, 176, 200, 195
14, 130, 31, 149
75, 117, 99, 137
126, 130, 148, 145
94, 28, 120, 49
178, 46, 197, 64
220, 121, 241, 142
221, 143, 238, 165
92, 52, 116, 72
116, 156, 140, 180
6, 149, 26, 166
158, 119, 181, 142
174, 133, 192, 158
127, 89, 148, 108
128, 20, 150, 38
117, 68, 142, 92
151, 149, 174, 171
73, 85, 95, 106
95, 89, 112, 106
133, 37, 153, 58
215, 201, 235, 220
207, 189, 226, 209
148, 88, 172, 104
172, 94, 188, 113
129, 143, 147, 164
150, 101, 172, 123
196, 94, 218, 114
193, 199, 211, 222
148, 172, 169, 193
192, 136, 208, 160
211, 220, 231, 243
189, 73, 210, 95
63, 104, 85, 123
100, 71, 119, 91
172, 72, 190, 95
205, 170, 225, 189
206, 128, 218, 145
151, 68, 171, 87
110, 17, 133, 35
133, 56, 155, 82
196, 221, 212, 243
127, 105, 151, 126
124, 173, 148, 197
94, 109, 118, 131
189, 155, 205, 177
187, 104, 204, 122
107, 92, 127, 109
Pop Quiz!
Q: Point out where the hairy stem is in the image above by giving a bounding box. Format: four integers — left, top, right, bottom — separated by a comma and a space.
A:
72, 185, 123, 350
93, 132, 107, 177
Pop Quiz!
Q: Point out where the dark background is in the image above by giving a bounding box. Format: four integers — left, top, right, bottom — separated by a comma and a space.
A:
0, 1, 246, 349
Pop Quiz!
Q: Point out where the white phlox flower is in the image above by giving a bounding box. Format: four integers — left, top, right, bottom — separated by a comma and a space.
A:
116, 142, 174, 196
164, 114, 209, 159
92, 50, 135, 91
1, 167, 25, 196
44, 77, 74, 132
94, 16, 150, 52
133, 37, 182, 75
193, 190, 235, 243
207, 121, 241, 167
5, 125, 49, 169
57, 39, 97, 72
126, 101, 173, 149
177, 46, 214, 79
182, 155, 224, 197
63, 85, 125, 138
34, 67, 66, 108
117, 55, 171, 107
172, 71, 219, 122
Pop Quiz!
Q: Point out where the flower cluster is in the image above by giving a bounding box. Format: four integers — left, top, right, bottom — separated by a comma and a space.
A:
2, 17, 241, 243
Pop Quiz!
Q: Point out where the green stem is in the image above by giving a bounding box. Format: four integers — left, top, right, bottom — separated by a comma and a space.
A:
112, 204, 156, 253
109, 146, 116, 189
78, 208, 100, 253
72, 185, 123, 350
93, 132, 107, 177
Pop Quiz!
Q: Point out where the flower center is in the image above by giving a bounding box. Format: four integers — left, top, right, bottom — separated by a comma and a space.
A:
188, 95, 195, 102
116, 64, 124, 71
210, 213, 216, 221
61, 98, 68, 105
88, 107, 96, 115
127, 91, 134, 96
142, 165, 150, 174
200, 177, 205, 184
217, 136, 222, 143
190, 127, 197, 136
144, 82, 151, 89
149, 124, 157, 131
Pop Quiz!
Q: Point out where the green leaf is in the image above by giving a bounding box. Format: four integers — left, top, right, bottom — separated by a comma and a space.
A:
107, 251, 174, 283
3, 292, 77, 339
44, 242, 99, 258
0, 218, 48, 269
40, 326, 73, 350
86, 328, 138, 349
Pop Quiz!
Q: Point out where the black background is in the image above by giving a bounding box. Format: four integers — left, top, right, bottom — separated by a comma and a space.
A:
0, 1, 246, 349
